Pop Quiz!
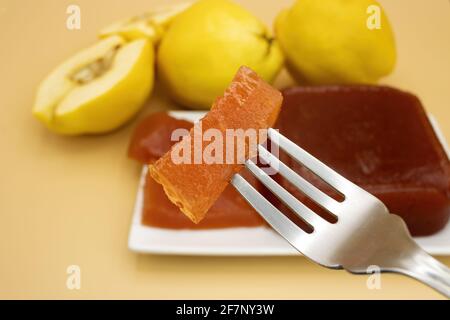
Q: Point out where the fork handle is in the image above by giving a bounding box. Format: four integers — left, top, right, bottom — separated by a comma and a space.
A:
396, 245, 450, 298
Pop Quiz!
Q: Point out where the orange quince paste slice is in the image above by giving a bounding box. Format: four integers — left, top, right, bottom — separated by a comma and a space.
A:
149, 66, 283, 223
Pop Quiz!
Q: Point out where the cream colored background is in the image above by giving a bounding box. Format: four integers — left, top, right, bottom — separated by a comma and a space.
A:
0, 0, 449, 299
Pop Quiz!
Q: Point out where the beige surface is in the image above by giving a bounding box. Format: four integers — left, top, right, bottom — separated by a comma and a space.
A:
0, 0, 449, 299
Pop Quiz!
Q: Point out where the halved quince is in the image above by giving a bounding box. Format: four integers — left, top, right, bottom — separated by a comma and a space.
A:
98, 2, 192, 43
33, 35, 154, 135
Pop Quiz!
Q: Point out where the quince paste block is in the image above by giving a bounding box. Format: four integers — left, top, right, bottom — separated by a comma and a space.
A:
276, 85, 450, 236
149, 66, 283, 223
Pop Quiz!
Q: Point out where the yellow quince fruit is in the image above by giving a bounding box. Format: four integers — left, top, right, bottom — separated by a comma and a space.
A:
275, 0, 396, 84
99, 2, 192, 43
33, 36, 154, 135
157, 0, 284, 109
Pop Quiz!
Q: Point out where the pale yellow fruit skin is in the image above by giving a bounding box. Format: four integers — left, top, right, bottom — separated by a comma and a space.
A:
275, 0, 396, 84
98, 2, 193, 43
33, 38, 154, 135
100, 21, 161, 43
157, 0, 284, 109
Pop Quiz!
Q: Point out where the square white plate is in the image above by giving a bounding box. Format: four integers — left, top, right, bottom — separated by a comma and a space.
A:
128, 111, 450, 256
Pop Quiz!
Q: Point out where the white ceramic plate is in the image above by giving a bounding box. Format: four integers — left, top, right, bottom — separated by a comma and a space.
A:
128, 111, 450, 256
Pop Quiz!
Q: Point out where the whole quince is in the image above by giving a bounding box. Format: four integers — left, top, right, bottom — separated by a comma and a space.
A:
275, 0, 396, 84
157, 0, 283, 109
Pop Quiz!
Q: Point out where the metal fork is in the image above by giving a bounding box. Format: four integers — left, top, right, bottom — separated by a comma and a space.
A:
231, 128, 450, 298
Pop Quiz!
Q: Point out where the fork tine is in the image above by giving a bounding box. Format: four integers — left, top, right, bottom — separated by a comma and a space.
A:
257, 144, 340, 213
231, 174, 309, 245
268, 128, 356, 194
245, 159, 328, 230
